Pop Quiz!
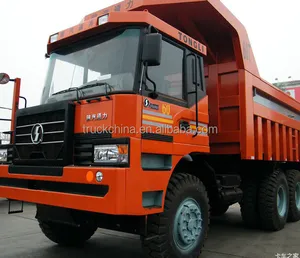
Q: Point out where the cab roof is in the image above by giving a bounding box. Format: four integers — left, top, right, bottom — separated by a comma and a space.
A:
84, 0, 260, 76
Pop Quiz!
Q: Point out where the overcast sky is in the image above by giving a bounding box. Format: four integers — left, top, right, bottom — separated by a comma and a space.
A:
0, 0, 299, 132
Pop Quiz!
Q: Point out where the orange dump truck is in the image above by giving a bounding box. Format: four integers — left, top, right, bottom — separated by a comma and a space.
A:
1, 0, 300, 257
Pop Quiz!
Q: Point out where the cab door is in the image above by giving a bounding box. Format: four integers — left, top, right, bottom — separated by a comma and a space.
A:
140, 37, 209, 170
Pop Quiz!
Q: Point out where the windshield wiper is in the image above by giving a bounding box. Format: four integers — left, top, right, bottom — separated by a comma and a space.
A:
79, 82, 115, 99
51, 82, 115, 101
52, 87, 78, 96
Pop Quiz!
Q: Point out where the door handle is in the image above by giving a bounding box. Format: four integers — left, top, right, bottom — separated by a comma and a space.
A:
179, 121, 190, 131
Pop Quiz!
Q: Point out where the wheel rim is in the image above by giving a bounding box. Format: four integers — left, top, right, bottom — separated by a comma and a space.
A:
295, 182, 300, 211
173, 198, 203, 253
277, 186, 287, 217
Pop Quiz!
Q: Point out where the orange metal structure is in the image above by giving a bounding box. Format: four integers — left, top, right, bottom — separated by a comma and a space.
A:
49, 0, 300, 162
0, 0, 300, 257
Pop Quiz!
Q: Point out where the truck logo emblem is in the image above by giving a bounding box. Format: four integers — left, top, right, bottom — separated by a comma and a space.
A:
144, 98, 159, 111
144, 99, 150, 107
31, 124, 44, 144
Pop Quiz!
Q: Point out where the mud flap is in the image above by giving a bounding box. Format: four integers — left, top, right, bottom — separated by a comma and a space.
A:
8, 199, 24, 214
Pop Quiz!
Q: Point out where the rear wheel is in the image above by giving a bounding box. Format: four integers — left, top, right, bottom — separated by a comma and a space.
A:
258, 169, 289, 231
141, 173, 210, 258
38, 220, 97, 246
286, 170, 300, 222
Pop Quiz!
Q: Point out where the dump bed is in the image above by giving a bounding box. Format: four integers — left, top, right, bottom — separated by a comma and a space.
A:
85, 0, 300, 162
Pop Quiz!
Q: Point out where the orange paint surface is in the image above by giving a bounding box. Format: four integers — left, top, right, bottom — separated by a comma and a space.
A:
2, 0, 300, 216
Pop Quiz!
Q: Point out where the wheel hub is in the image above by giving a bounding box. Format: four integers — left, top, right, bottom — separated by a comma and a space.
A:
174, 198, 202, 250
277, 185, 287, 217
296, 182, 300, 211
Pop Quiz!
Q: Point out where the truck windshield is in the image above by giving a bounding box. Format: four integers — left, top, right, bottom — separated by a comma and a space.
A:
41, 28, 140, 104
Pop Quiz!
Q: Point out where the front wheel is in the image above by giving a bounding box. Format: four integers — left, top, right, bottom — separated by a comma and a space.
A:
141, 173, 210, 258
38, 220, 97, 246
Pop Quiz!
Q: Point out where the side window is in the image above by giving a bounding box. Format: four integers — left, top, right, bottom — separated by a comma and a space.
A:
147, 40, 184, 100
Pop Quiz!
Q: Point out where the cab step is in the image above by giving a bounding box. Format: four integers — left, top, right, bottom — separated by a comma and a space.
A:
8, 199, 24, 214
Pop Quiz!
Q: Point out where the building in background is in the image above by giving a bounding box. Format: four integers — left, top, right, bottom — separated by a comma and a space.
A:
273, 80, 300, 102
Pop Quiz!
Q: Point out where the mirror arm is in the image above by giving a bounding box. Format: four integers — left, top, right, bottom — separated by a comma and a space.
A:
145, 63, 156, 91
141, 65, 149, 92
144, 62, 158, 99
19, 96, 27, 108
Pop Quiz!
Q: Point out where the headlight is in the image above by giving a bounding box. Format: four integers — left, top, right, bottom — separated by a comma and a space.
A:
94, 144, 128, 164
0, 149, 7, 162
98, 14, 109, 25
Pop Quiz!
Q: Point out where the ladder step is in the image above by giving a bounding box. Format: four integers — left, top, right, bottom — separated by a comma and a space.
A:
8, 199, 24, 214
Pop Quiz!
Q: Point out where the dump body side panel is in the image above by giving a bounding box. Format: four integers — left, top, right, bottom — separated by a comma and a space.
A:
205, 62, 242, 155
206, 63, 300, 161
251, 76, 300, 162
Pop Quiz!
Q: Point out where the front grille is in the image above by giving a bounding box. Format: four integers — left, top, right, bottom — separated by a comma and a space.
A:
15, 112, 65, 160
74, 142, 94, 166
13, 101, 75, 166
7, 145, 13, 163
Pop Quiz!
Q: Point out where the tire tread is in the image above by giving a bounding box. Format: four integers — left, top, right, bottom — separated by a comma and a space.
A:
240, 178, 260, 229
258, 170, 288, 231
142, 173, 210, 258
39, 220, 97, 246
286, 170, 300, 222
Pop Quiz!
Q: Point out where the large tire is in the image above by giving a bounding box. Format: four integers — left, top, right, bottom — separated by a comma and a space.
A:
286, 170, 300, 222
240, 178, 260, 229
258, 169, 289, 231
38, 220, 97, 246
141, 173, 210, 258
210, 201, 229, 216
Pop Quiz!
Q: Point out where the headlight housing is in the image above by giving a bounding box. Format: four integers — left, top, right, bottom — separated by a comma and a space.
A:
94, 144, 128, 164
0, 149, 8, 162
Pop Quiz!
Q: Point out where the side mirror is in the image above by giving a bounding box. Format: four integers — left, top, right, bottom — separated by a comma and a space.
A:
0, 73, 10, 85
142, 33, 162, 66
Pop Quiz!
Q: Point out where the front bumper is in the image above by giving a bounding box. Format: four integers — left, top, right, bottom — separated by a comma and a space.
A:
0, 165, 169, 215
